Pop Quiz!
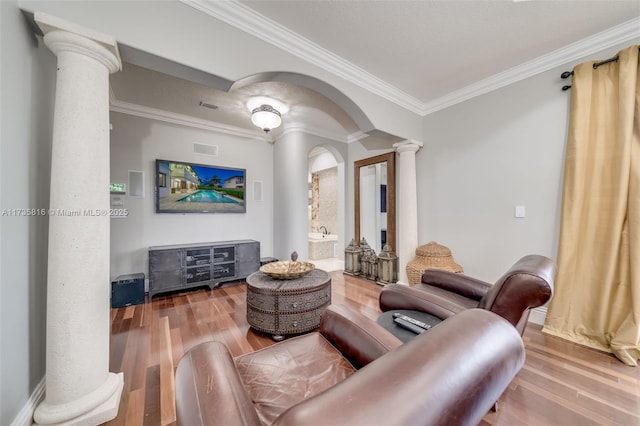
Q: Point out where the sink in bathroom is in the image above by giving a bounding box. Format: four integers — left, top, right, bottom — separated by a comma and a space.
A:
308, 233, 339, 260
309, 232, 338, 241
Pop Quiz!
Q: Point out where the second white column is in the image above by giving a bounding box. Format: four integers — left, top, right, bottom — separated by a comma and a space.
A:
393, 140, 423, 284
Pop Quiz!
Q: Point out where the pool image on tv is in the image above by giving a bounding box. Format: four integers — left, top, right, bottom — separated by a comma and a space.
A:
155, 159, 246, 213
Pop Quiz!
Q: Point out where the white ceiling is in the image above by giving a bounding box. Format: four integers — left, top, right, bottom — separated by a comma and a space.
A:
111, 1, 640, 141
239, 0, 639, 106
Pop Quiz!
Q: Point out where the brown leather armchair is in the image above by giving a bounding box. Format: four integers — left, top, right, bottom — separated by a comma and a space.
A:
380, 254, 556, 335
176, 304, 525, 426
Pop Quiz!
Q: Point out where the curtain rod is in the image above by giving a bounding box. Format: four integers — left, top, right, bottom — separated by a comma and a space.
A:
560, 47, 640, 91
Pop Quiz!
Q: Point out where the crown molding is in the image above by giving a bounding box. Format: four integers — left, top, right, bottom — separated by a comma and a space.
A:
347, 131, 370, 144
421, 17, 640, 115
280, 122, 349, 144
181, 0, 424, 115
109, 97, 272, 142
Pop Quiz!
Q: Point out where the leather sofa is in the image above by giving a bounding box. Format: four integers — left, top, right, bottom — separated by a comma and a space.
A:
380, 254, 556, 335
175, 304, 525, 426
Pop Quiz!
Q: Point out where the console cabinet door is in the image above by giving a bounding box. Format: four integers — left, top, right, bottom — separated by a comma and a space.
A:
151, 269, 183, 291
149, 249, 182, 271
149, 249, 183, 292
235, 241, 260, 278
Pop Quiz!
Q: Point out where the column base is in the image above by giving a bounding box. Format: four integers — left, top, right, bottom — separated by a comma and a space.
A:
33, 372, 124, 426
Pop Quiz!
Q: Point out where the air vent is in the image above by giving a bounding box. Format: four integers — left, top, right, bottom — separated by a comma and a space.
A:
199, 101, 218, 110
193, 143, 218, 156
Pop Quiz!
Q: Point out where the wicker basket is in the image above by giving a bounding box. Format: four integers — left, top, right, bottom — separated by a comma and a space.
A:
406, 241, 463, 285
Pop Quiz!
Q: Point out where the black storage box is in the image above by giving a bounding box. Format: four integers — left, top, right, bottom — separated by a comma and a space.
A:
111, 273, 145, 308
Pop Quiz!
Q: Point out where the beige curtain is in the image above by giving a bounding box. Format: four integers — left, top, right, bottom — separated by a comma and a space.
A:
543, 45, 640, 366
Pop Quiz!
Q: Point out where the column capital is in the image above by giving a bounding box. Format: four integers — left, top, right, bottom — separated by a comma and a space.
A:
35, 11, 121, 73
393, 139, 423, 154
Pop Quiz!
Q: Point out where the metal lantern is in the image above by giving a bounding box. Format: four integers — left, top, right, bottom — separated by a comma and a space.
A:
360, 250, 371, 278
359, 237, 372, 255
367, 251, 378, 281
344, 238, 362, 276
359, 238, 373, 278
377, 244, 398, 285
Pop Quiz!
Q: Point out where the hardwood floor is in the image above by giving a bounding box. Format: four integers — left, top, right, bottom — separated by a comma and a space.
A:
106, 272, 640, 426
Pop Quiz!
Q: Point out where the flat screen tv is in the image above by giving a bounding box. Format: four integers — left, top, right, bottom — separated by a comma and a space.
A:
155, 159, 246, 214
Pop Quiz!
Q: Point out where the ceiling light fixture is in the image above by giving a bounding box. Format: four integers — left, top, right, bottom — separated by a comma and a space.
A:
251, 104, 282, 133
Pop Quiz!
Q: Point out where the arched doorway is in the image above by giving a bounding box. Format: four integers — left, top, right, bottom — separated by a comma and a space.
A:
307, 145, 344, 271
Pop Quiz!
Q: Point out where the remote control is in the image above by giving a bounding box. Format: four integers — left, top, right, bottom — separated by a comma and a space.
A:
393, 317, 426, 334
392, 312, 431, 330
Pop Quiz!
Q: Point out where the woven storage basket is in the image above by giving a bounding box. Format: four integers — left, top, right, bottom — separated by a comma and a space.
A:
406, 241, 463, 285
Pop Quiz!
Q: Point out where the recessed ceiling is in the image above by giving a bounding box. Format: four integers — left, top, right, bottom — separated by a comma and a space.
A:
110, 62, 360, 135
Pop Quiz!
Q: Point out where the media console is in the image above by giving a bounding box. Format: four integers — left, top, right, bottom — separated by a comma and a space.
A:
148, 240, 260, 299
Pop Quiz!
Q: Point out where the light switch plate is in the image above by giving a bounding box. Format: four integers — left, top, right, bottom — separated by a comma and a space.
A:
515, 205, 526, 218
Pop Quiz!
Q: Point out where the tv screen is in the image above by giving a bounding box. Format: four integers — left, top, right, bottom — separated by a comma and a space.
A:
155, 159, 246, 213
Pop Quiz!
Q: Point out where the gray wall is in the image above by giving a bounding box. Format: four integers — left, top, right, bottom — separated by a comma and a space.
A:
109, 112, 275, 281
110, 118, 350, 279
3, 2, 638, 423
0, 2, 55, 424
418, 40, 639, 283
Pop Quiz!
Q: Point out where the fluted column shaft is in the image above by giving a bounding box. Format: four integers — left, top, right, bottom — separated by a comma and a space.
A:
393, 140, 423, 284
33, 12, 123, 426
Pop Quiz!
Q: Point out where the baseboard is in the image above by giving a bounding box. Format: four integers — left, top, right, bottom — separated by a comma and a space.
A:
529, 306, 548, 326
10, 376, 45, 426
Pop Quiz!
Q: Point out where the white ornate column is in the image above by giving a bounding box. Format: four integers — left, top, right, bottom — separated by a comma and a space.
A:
33, 12, 123, 426
393, 140, 423, 284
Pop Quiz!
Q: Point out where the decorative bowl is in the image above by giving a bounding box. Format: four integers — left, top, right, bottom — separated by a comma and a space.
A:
259, 261, 315, 280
